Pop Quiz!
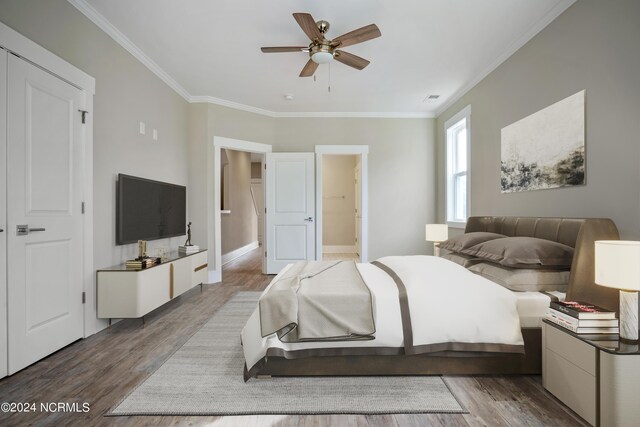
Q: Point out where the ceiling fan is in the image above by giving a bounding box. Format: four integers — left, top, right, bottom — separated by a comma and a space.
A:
261, 13, 381, 77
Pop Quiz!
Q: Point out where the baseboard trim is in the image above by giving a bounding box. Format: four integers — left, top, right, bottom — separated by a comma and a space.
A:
208, 269, 221, 284
222, 241, 259, 266
323, 245, 357, 254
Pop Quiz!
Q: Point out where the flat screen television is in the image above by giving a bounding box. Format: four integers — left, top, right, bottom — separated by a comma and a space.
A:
116, 174, 186, 245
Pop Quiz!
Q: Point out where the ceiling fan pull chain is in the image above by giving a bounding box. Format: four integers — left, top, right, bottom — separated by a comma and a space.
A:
328, 63, 331, 93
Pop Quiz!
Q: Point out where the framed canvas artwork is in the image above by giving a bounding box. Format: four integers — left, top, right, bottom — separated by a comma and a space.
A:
501, 90, 585, 193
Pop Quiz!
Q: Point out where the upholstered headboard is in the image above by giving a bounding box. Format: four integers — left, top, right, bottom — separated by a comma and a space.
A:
465, 216, 620, 313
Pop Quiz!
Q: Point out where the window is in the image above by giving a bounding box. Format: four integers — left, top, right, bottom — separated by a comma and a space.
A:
445, 106, 471, 227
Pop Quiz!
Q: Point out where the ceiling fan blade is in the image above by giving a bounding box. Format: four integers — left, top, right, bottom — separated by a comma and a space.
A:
334, 50, 370, 70
299, 59, 319, 77
261, 46, 307, 53
293, 13, 323, 41
331, 24, 381, 48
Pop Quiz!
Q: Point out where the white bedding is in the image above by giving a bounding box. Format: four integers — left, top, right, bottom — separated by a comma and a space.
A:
241, 256, 527, 374
516, 290, 565, 327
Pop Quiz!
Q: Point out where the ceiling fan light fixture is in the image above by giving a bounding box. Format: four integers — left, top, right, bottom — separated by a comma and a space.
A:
311, 51, 333, 64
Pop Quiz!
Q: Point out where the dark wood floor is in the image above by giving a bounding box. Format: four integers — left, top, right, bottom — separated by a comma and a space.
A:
0, 249, 588, 426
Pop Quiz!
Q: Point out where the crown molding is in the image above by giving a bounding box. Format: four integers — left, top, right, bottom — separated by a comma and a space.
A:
69, 0, 570, 121
189, 96, 434, 118
435, 0, 576, 117
68, 0, 191, 101
271, 111, 435, 119
67, 0, 437, 119
188, 95, 277, 117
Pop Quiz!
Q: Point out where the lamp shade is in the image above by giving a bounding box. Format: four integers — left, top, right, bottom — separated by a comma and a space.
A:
425, 224, 448, 242
595, 240, 640, 291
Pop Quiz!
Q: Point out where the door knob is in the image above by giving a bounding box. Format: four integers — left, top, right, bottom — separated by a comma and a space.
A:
0, 228, 3, 232
16, 225, 46, 235
304, 217, 314, 222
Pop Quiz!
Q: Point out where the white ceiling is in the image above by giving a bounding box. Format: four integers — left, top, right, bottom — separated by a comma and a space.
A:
76, 0, 574, 116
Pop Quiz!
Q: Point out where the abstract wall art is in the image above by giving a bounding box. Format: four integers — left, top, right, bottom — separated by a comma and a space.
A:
501, 90, 585, 193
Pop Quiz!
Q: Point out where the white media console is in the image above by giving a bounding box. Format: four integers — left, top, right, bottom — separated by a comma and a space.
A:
97, 250, 208, 324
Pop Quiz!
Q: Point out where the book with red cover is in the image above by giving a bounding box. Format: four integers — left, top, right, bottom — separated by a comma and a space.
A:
550, 301, 616, 320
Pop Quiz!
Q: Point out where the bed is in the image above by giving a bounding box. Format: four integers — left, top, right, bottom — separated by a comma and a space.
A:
242, 216, 620, 380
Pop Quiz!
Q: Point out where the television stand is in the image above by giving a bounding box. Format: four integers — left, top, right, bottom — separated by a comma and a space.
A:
97, 250, 208, 325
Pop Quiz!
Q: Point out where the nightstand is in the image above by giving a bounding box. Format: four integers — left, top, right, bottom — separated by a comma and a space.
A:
542, 320, 640, 426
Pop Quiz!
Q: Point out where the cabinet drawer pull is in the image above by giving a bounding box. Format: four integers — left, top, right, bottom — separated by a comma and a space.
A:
194, 263, 208, 272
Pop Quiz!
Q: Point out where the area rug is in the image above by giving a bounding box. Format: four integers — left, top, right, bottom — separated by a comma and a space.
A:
108, 292, 466, 416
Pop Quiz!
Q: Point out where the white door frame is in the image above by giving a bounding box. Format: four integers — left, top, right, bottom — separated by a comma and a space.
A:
315, 145, 369, 262
0, 48, 7, 379
0, 22, 96, 338
211, 137, 272, 281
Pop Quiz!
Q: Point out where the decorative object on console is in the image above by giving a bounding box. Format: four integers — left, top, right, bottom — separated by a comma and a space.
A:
179, 221, 199, 253
184, 221, 193, 246
125, 257, 159, 270
425, 224, 448, 256
501, 90, 585, 193
595, 240, 640, 342
179, 245, 200, 254
137, 240, 147, 258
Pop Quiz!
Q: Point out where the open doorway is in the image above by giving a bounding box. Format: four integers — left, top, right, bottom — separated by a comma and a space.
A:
212, 137, 272, 281
321, 154, 361, 261
315, 145, 368, 263
219, 148, 264, 266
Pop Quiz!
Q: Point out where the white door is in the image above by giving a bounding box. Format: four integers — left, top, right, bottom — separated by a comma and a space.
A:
250, 179, 264, 246
355, 159, 362, 259
265, 153, 315, 274
0, 49, 8, 379
7, 55, 85, 375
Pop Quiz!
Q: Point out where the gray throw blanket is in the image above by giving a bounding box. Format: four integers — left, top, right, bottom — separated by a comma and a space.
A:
259, 261, 375, 342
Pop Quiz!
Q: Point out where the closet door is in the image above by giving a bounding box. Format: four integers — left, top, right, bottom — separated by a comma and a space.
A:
0, 48, 7, 379
7, 54, 84, 375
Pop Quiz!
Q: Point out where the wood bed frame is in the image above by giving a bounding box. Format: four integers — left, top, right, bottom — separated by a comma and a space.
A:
253, 216, 620, 378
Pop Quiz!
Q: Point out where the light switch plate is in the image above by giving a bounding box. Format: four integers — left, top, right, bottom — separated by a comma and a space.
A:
139, 121, 146, 135
153, 129, 158, 141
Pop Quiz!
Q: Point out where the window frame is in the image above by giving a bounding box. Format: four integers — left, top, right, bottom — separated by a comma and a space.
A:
445, 105, 471, 229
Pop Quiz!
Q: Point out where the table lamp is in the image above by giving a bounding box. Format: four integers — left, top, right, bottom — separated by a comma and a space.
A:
425, 224, 448, 257
595, 240, 640, 342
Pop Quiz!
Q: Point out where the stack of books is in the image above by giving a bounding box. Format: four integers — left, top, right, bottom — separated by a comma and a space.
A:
179, 245, 199, 254
125, 257, 159, 270
546, 301, 618, 334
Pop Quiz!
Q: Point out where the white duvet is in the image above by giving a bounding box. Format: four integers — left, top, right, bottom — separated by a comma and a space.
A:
241, 256, 524, 374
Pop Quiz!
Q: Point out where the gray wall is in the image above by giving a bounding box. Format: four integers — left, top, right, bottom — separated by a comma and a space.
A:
1, 1, 438, 290
436, 0, 640, 239
275, 118, 436, 259
0, 0, 190, 333
188, 104, 436, 265
322, 155, 357, 247
221, 149, 258, 255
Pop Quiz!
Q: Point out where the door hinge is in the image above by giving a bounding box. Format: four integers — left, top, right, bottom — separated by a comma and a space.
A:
265, 251, 267, 257
264, 207, 266, 214
264, 164, 267, 169
78, 109, 89, 124
82, 292, 86, 304
81, 202, 85, 214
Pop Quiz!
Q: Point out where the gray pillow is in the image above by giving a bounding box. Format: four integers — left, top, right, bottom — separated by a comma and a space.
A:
461, 236, 574, 269
468, 262, 570, 292
440, 252, 482, 268
439, 232, 506, 253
